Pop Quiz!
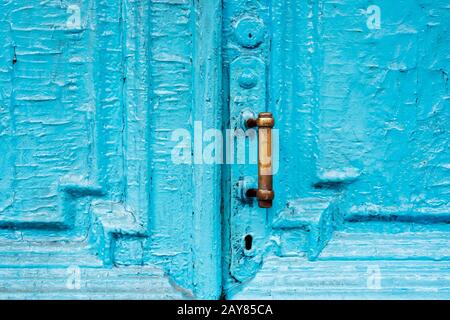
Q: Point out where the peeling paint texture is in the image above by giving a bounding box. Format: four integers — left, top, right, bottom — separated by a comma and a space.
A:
0, 0, 449, 300
223, 0, 450, 299
0, 0, 221, 299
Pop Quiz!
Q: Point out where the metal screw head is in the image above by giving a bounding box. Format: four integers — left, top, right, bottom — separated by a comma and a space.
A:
238, 69, 258, 89
234, 17, 264, 48
240, 108, 256, 130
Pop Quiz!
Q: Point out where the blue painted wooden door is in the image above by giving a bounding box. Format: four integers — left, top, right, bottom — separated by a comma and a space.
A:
223, 0, 450, 299
0, 0, 222, 299
0, 0, 449, 300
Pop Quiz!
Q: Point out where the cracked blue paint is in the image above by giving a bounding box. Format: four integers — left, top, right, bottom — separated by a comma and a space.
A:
0, 0, 221, 300
0, 0, 448, 300
223, 0, 450, 299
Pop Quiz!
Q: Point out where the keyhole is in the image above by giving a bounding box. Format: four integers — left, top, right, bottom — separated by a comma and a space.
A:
244, 234, 253, 251
248, 33, 253, 39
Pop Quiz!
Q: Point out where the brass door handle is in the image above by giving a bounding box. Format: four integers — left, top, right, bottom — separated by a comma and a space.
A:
245, 112, 275, 208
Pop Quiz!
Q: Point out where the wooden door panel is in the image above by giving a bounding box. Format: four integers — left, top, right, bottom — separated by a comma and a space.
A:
224, 0, 450, 299
0, 0, 222, 299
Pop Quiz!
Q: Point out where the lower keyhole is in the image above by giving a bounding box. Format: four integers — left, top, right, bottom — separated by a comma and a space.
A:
244, 234, 253, 251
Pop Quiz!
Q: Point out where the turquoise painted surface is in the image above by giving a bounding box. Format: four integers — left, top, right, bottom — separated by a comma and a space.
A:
223, 0, 450, 299
269, 0, 450, 222
0, 0, 448, 299
0, 0, 221, 299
